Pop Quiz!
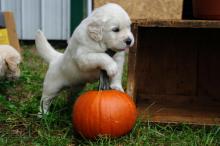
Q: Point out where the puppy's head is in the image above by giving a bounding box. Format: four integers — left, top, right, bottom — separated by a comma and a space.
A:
5, 55, 21, 80
87, 3, 134, 51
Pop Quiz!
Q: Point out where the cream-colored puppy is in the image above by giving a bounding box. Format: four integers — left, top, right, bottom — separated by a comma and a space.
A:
35, 3, 134, 115
0, 45, 21, 80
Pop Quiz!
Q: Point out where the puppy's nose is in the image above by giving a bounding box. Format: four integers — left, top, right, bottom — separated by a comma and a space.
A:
125, 38, 132, 46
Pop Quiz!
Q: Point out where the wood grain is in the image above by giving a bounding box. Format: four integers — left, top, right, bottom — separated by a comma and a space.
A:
3, 12, 21, 52
94, 0, 184, 20
126, 24, 138, 100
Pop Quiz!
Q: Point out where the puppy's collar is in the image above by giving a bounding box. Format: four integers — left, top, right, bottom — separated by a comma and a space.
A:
105, 49, 116, 57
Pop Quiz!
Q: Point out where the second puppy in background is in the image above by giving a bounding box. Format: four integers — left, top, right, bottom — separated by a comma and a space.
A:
0, 45, 21, 80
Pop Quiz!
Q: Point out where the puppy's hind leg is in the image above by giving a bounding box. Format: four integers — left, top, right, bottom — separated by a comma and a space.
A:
38, 77, 66, 117
39, 91, 57, 116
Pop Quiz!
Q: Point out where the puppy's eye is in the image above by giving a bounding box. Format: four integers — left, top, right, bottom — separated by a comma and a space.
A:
112, 27, 120, 32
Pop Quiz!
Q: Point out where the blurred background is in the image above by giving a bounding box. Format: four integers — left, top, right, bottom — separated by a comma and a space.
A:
0, 0, 190, 40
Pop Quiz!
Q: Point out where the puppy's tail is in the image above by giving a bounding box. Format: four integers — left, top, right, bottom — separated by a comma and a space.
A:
35, 30, 62, 63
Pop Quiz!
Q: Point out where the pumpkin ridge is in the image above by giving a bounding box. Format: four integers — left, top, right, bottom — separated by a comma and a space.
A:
83, 92, 91, 138
91, 91, 102, 138
97, 91, 102, 137
108, 94, 114, 136
87, 92, 93, 138
100, 91, 109, 135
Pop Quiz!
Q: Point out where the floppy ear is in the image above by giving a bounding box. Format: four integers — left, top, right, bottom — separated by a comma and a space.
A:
5, 56, 20, 73
87, 20, 103, 42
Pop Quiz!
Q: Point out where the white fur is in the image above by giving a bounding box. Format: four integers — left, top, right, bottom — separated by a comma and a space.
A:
35, 3, 134, 115
0, 45, 21, 80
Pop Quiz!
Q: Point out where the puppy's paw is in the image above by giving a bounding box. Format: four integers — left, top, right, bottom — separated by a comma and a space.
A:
37, 112, 43, 118
37, 111, 49, 118
38, 105, 49, 118
110, 83, 124, 92
105, 62, 118, 77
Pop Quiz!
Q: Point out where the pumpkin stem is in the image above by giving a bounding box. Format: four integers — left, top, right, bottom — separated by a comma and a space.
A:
98, 49, 116, 90
99, 70, 110, 90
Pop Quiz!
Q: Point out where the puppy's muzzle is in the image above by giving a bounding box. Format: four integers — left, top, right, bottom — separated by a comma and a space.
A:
124, 37, 132, 46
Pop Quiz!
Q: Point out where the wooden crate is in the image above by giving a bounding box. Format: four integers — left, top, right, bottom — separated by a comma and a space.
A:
127, 19, 220, 125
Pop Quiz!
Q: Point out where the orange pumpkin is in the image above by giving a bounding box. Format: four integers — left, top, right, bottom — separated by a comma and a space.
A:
72, 90, 137, 139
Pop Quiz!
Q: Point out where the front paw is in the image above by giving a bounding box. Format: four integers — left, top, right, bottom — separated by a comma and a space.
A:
105, 62, 118, 78
110, 83, 124, 92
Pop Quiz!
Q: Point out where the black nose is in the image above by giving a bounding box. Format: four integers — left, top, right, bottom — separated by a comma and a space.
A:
125, 38, 132, 46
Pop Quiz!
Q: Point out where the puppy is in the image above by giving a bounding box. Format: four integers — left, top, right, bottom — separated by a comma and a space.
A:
35, 3, 134, 115
0, 45, 21, 80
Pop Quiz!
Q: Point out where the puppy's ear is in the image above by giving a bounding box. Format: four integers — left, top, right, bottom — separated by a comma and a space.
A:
87, 20, 103, 41
5, 56, 20, 74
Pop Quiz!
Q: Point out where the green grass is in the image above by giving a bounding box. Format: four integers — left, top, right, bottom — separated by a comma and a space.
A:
0, 44, 220, 145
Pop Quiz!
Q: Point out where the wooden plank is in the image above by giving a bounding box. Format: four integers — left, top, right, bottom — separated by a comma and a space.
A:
132, 19, 220, 28
3, 11, 20, 52
138, 95, 220, 125
174, 29, 197, 96
135, 27, 197, 98
127, 24, 138, 101
198, 29, 220, 100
